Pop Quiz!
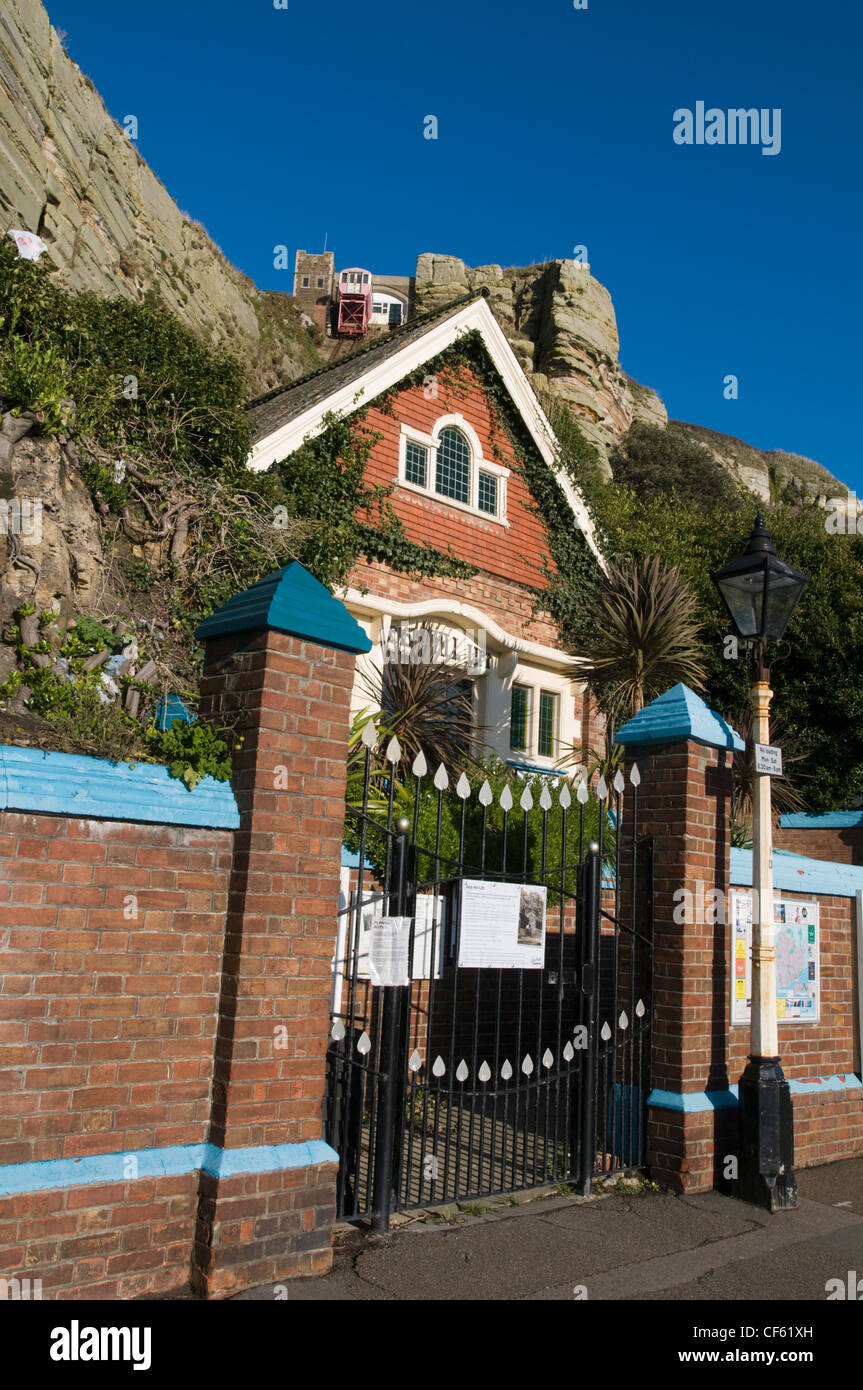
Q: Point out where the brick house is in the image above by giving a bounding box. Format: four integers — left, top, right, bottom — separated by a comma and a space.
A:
245, 293, 604, 775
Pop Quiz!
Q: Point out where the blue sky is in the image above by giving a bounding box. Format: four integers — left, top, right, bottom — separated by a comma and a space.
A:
46, 0, 861, 489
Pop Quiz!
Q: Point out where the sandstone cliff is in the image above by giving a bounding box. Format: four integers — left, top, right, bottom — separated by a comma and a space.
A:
0, 0, 318, 393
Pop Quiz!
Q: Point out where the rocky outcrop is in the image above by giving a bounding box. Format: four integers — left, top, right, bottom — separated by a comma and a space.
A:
416, 253, 667, 474
415, 253, 847, 501
0, 0, 318, 393
0, 411, 104, 627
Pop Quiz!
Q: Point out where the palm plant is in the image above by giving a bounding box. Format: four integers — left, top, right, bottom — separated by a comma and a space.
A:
354, 629, 485, 773
567, 556, 707, 720
557, 557, 707, 780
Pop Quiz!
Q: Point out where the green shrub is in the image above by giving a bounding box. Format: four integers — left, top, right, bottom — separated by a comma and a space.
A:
0, 337, 72, 434
144, 717, 235, 788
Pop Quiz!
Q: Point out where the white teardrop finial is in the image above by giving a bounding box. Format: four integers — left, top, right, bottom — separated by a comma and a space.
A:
521, 1054, 534, 1075
478, 780, 493, 806
559, 783, 572, 810
357, 1031, 372, 1054
408, 1049, 423, 1071
500, 785, 513, 812
596, 775, 608, 801
542, 1048, 554, 1068
539, 785, 552, 811
619, 1011, 629, 1031
385, 735, 401, 764
519, 786, 533, 811
455, 1059, 469, 1082
629, 763, 641, 787
501, 1059, 513, 1080
361, 720, 377, 750
432, 1055, 446, 1077
413, 749, 428, 777
478, 1061, 491, 1082
635, 998, 645, 1017
433, 763, 449, 791
613, 769, 625, 794
331, 1019, 346, 1041
577, 778, 589, 805
563, 1041, 574, 1061
456, 772, 471, 800
600, 1021, 611, 1041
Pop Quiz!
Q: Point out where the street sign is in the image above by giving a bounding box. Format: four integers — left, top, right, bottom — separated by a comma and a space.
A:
754, 743, 783, 776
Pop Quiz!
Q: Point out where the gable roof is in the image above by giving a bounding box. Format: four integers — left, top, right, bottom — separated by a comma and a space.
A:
246, 294, 603, 564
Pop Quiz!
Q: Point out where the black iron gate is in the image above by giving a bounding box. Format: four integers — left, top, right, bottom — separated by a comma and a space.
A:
325, 739, 653, 1229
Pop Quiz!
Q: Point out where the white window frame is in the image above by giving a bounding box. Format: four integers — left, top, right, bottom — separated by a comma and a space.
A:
397, 414, 510, 525
505, 671, 575, 768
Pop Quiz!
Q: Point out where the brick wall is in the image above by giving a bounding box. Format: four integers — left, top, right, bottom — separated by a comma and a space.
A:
348, 560, 560, 650
774, 824, 863, 865
0, 569, 365, 1299
621, 737, 863, 1193
0, 811, 232, 1298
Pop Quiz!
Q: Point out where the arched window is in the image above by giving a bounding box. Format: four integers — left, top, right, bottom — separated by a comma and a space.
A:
398, 414, 509, 522
435, 427, 470, 505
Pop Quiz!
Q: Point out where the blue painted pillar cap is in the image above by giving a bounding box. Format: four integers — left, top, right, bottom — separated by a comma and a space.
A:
194, 561, 372, 654
616, 683, 744, 752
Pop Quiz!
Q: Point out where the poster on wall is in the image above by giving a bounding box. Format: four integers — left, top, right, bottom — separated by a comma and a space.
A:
457, 879, 547, 970
730, 890, 820, 1025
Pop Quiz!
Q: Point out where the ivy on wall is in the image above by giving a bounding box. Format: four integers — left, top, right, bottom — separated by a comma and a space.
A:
274, 409, 477, 590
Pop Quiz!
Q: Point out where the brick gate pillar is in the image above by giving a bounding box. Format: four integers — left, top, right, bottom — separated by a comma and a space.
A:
191, 562, 371, 1296
617, 684, 744, 1194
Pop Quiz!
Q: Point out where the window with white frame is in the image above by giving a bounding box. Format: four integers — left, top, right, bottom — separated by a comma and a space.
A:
398, 416, 509, 523
509, 685, 561, 761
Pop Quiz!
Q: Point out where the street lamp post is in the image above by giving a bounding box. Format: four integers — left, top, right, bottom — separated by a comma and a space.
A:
711, 514, 809, 1212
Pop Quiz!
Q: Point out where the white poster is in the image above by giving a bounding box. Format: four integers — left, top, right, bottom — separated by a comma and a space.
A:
368, 916, 411, 987
331, 879, 446, 1012
358, 894, 446, 981
731, 890, 820, 1025
457, 879, 547, 970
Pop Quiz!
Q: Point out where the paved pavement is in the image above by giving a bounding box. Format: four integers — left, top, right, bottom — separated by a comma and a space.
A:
231, 1159, 863, 1302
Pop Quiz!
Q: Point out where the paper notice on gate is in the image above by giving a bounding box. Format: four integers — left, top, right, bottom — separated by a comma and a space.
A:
457, 879, 546, 970
368, 916, 412, 986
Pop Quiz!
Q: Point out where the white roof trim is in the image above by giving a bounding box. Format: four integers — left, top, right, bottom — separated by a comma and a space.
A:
339, 586, 590, 674
247, 297, 604, 566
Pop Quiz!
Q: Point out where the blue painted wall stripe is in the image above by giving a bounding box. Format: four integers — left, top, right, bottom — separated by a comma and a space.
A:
648, 1074, 862, 1112
731, 845, 863, 898
0, 1140, 338, 1196
780, 811, 863, 829
0, 743, 240, 830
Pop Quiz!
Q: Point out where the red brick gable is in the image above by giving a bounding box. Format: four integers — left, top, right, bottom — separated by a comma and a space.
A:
356, 366, 554, 590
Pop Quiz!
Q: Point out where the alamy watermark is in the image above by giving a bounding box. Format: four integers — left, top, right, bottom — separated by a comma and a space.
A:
673, 103, 781, 156
1, 1276, 42, 1300
824, 493, 863, 534
825, 1271, 862, 1300
381, 622, 487, 676
0, 498, 42, 544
